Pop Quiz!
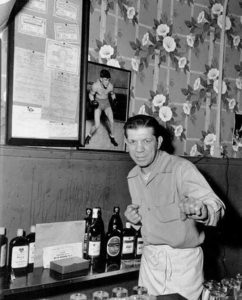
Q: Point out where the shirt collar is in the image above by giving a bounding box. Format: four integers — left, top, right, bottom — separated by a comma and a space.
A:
127, 151, 173, 180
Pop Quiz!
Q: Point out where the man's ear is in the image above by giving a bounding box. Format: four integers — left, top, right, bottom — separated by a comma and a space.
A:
157, 136, 163, 149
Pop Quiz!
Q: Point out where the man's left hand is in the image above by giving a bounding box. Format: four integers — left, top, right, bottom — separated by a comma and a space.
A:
179, 197, 208, 221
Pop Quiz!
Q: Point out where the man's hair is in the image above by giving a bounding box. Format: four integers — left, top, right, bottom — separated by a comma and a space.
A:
124, 114, 174, 153
100, 69, 111, 79
124, 114, 162, 139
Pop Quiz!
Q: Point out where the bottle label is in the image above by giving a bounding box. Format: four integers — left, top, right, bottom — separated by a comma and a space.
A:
107, 236, 120, 257
88, 241, 101, 257
122, 236, 134, 254
28, 242, 35, 264
11, 245, 28, 268
0, 244, 6, 267
136, 237, 144, 255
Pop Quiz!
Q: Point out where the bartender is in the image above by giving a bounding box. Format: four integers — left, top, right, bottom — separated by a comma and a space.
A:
124, 114, 225, 300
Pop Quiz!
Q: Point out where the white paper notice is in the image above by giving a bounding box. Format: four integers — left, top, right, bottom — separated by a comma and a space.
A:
42, 70, 79, 123
18, 13, 47, 38
13, 47, 51, 107
43, 242, 83, 269
54, 0, 79, 22
54, 23, 80, 43
25, 0, 48, 13
45, 39, 80, 75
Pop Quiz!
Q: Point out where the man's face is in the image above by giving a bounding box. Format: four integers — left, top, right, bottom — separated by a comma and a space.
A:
100, 77, 110, 88
125, 127, 162, 172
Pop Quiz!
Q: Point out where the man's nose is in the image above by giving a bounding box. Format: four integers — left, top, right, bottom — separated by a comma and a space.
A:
135, 141, 145, 152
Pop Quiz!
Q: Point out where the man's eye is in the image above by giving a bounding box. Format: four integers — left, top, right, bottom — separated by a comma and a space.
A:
144, 139, 152, 144
128, 140, 136, 145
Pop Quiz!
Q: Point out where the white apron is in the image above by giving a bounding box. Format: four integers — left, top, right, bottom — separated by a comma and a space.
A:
139, 245, 204, 300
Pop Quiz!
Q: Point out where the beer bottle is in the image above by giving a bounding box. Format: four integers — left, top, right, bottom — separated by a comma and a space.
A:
108, 206, 123, 233
121, 222, 135, 260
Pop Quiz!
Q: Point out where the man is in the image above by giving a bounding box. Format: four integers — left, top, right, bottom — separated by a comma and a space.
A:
85, 69, 118, 147
124, 114, 225, 300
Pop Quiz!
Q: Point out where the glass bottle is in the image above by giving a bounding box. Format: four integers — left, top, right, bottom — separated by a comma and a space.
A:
26, 225, 36, 271
108, 206, 123, 233
83, 208, 92, 259
105, 223, 122, 265
134, 227, 143, 260
121, 222, 135, 260
8, 228, 29, 276
87, 208, 103, 264
0, 227, 8, 272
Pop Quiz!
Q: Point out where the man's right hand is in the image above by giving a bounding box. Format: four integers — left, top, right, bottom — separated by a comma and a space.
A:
91, 100, 99, 109
124, 204, 142, 224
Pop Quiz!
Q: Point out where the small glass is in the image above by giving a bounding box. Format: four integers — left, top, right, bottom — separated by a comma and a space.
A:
129, 295, 149, 300
132, 286, 148, 295
92, 290, 110, 300
112, 287, 128, 298
70, 293, 87, 300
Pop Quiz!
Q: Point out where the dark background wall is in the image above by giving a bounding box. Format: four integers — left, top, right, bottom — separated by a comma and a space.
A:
0, 146, 242, 280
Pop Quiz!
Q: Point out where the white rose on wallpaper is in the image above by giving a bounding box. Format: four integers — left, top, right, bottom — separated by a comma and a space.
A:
183, 102, 192, 115
142, 32, 151, 46
213, 80, 227, 94
153, 94, 166, 107
236, 77, 242, 89
156, 24, 170, 37
207, 68, 219, 81
217, 15, 231, 31
227, 98, 236, 110
210, 145, 215, 156
127, 7, 136, 20
204, 133, 216, 146
186, 34, 195, 47
138, 105, 148, 115
99, 45, 114, 59
131, 58, 139, 72
211, 3, 223, 15
174, 125, 183, 137
190, 144, 199, 157
197, 11, 207, 23
107, 59, 120, 68
159, 106, 172, 122
163, 36, 176, 52
193, 78, 201, 90
233, 35, 240, 47
178, 57, 187, 69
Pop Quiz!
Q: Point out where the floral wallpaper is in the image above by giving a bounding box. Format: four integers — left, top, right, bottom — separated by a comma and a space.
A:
88, 0, 242, 158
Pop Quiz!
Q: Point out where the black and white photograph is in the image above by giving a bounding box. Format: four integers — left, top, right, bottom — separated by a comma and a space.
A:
84, 61, 131, 151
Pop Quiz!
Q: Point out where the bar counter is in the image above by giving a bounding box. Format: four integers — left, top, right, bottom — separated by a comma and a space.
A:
1, 261, 140, 299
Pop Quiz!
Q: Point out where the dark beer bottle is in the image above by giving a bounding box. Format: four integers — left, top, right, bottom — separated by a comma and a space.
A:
83, 208, 92, 259
121, 222, 135, 260
0, 227, 8, 272
8, 229, 29, 276
87, 208, 103, 264
26, 225, 36, 271
108, 206, 123, 233
134, 227, 143, 259
105, 223, 122, 265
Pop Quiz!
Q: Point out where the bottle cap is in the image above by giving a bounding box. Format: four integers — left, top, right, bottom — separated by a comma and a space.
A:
17, 228, 24, 236
114, 206, 120, 213
0, 227, 5, 235
30, 225, 36, 233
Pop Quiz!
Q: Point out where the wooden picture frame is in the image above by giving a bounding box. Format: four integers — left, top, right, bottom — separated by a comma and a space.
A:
6, 0, 89, 147
84, 61, 131, 152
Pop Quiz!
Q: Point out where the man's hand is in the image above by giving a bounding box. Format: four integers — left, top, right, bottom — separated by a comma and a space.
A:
124, 204, 142, 224
91, 100, 99, 109
179, 197, 208, 222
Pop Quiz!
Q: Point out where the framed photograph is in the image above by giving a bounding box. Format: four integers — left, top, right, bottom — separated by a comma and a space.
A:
232, 113, 242, 149
84, 61, 131, 151
6, 0, 90, 147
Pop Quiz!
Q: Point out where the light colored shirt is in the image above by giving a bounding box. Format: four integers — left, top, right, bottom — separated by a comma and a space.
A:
127, 151, 225, 248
